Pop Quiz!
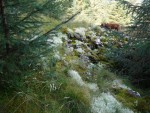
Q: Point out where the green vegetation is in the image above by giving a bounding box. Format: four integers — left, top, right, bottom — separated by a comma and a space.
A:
0, 0, 72, 89
0, 0, 149, 113
0, 48, 91, 113
112, 88, 150, 113
0, 0, 90, 112
97, 69, 116, 92
106, 0, 150, 88
66, 0, 132, 25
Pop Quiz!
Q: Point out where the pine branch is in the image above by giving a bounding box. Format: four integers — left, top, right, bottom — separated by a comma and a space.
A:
117, 0, 142, 17
41, 11, 81, 36
30, 11, 81, 43
10, 0, 51, 29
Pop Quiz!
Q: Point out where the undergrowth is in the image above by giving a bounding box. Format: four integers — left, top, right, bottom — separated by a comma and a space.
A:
0, 45, 91, 113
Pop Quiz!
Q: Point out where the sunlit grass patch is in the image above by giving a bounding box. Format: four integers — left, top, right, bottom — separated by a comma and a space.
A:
60, 79, 91, 113
96, 68, 116, 92
64, 21, 91, 29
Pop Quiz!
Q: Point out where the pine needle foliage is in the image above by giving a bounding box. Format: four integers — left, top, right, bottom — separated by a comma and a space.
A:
0, 0, 72, 90
108, 0, 150, 88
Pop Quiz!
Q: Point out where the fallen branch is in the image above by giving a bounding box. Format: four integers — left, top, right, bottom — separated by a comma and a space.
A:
30, 11, 81, 43
42, 11, 81, 36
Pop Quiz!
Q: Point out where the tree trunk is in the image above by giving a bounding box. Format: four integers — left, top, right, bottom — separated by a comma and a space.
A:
0, 0, 10, 54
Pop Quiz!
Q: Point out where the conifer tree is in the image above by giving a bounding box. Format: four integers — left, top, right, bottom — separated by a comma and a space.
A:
0, 0, 72, 89
111, 0, 150, 88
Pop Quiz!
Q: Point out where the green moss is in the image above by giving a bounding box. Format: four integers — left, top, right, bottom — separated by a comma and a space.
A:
135, 97, 150, 112
113, 88, 137, 108
112, 88, 150, 113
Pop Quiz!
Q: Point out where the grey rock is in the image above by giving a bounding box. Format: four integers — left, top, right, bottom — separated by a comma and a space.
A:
127, 89, 141, 97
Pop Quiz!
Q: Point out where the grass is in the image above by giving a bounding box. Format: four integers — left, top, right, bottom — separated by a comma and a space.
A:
96, 68, 116, 92
0, 74, 91, 113
112, 88, 150, 113
0, 49, 91, 113
63, 21, 91, 29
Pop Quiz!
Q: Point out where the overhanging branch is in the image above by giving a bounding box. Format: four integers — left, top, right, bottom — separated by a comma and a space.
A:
42, 11, 81, 36
30, 11, 81, 43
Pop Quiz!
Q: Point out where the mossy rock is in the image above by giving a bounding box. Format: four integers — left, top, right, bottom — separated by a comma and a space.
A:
112, 88, 150, 113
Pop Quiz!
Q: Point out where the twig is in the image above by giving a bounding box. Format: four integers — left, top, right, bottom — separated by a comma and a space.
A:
30, 11, 81, 43
42, 11, 81, 36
